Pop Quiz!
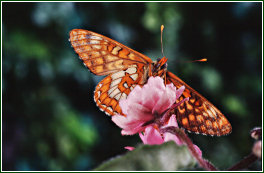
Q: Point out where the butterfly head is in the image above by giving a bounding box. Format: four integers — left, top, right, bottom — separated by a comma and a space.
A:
152, 57, 168, 78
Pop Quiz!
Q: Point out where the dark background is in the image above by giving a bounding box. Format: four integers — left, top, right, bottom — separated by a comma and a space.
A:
2, 2, 262, 171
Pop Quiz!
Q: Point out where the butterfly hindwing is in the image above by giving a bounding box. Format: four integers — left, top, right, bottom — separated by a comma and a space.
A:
166, 71, 232, 136
69, 29, 153, 76
94, 64, 146, 116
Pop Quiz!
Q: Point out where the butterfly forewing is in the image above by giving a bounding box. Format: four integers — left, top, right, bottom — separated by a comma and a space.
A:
69, 29, 152, 76
166, 71, 232, 136
70, 29, 152, 116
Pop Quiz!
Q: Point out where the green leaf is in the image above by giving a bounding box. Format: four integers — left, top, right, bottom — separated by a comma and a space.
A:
94, 142, 198, 171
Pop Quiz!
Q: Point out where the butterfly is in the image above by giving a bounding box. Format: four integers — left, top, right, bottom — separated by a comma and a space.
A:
69, 29, 232, 136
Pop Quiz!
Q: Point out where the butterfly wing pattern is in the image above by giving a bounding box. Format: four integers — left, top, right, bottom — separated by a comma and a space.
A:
70, 29, 152, 116
166, 71, 232, 136
94, 65, 146, 116
70, 29, 232, 136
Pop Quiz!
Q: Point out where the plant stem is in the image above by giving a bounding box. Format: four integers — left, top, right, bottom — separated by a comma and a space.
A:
227, 153, 259, 171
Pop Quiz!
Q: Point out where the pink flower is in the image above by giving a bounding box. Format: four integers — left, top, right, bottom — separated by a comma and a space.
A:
112, 76, 182, 135
113, 76, 203, 162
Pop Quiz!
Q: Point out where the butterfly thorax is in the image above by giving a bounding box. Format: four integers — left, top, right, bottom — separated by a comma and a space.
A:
151, 57, 168, 79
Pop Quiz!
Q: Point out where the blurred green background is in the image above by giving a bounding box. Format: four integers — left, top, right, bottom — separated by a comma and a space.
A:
2, 2, 262, 171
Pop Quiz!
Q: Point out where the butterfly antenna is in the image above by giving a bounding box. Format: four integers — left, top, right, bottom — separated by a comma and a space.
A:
180, 58, 208, 63
192, 58, 207, 62
161, 25, 165, 57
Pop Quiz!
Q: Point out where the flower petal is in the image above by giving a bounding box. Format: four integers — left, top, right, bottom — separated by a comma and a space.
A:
119, 99, 129, 115
111, 114, 128, 129
152, 84, 177, 114
121, 123, 145, 135
163, 115, 184, 145
141, 77, 165, 110
124, 146, 135, 151
126, 102, 153, 121
139, 126, 164, 145
164, 133, 184, 145
119, 86, 143, 115
112, 115, 145, 135
176, 86, 185, 100
166, 114, 179, 127
145, 76, 166, 91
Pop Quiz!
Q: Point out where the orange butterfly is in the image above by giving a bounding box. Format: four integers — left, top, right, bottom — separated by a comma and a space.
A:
69, 29, 232, 136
